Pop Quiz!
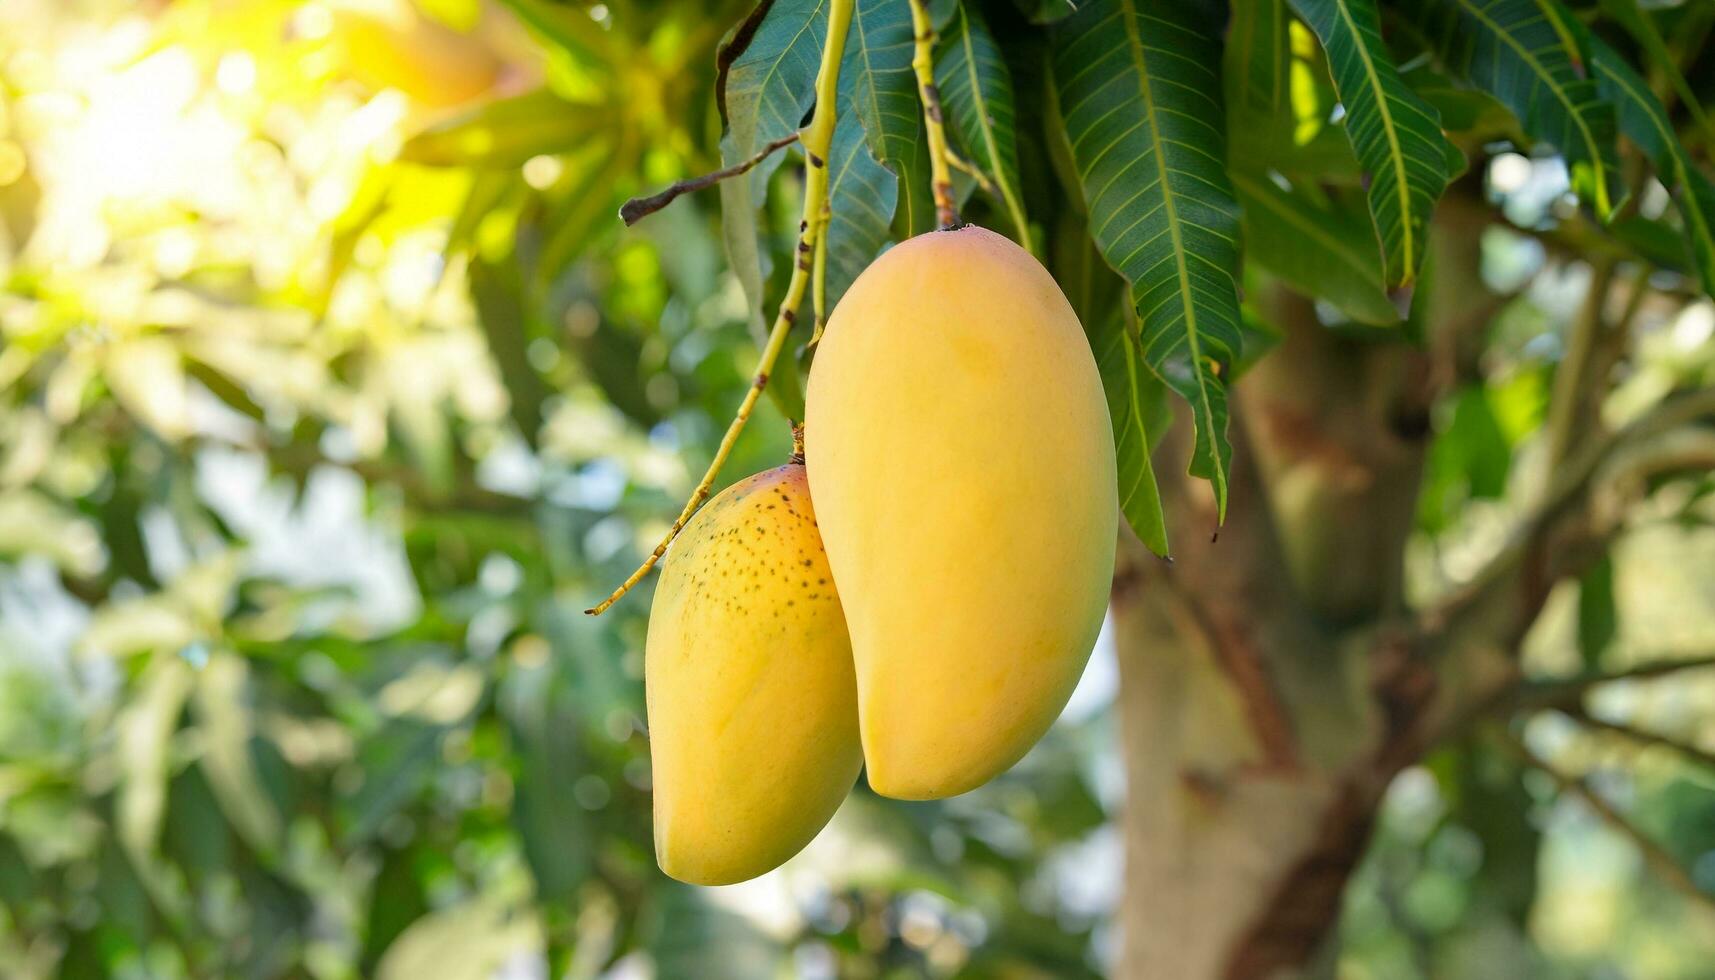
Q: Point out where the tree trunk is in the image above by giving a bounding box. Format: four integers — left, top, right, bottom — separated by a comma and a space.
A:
1105, 187, 1524, 979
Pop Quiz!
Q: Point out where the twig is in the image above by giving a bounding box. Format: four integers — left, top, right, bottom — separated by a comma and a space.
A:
1511, 654, 1715, 711
1499, 730, 1715, 913
619, 133, 800, 225
908, 0, 958, 229
586, 0, 857, 615
1561, 705, 1715, 773
1424, 386, 1715, 624
944, 147, 996, 195
1542, 258, 1617, 471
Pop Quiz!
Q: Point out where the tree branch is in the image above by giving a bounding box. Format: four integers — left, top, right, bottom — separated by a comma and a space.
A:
1561, 705, 1715, 773
1509, 654, 1715, 711
618, 133, 800, 225
1500, 730, 1715, 914
908, 0, 958, 229
1542, 258, 1618, 471
1420, 386, 1715, 647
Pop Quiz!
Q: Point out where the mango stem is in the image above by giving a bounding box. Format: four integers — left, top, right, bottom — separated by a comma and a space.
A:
586, 0, 857, 616
907, 0, 958, 230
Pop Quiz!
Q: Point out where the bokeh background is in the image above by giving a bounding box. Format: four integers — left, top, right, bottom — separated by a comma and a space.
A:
1, 1, 1714, 978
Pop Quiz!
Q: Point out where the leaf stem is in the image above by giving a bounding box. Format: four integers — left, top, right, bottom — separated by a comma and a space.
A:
586, 0, 857, 616
908, 0, 959, 229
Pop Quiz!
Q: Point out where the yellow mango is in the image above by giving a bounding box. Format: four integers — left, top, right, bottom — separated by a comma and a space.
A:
805, 225, 1117, 800
645, 463, 861, 885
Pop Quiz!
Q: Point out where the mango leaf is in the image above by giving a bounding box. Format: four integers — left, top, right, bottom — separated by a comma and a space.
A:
822, 0, 912, 310
1288, 0, 1452, 287
1226, 0, 1290, 119
192, 652, 282, 860
1052, 0, 1241, 519
399, 89, 611, 167
1590, 39, 1715, 295
936, 2, 1032, 248
846, 0, 919, 182
1595, 0, 1714, 147
717, 0, 829, 345
1399, 0, 1618, 216
1233, 171, 1400, 325
1577, 556, 1616, 669
824, 108, 899, 310
376, 893, 542, 980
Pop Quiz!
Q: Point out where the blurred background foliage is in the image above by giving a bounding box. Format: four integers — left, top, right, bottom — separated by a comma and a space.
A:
0, 1, 1712, 978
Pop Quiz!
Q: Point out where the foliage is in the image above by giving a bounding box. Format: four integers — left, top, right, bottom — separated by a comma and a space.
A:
0, 0, 1713, 976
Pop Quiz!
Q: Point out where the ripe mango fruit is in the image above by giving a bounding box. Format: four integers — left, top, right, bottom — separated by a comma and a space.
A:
645, 463, 861, 884
805, 225, 1117, 800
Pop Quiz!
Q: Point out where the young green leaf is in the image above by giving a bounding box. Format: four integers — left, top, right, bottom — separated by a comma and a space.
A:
1288, 0, 1452, 287
1052, 0, 1241, 520
935, 2, 1032, 250
1590, 39, 1715, 295
1399, 0, 1618, 216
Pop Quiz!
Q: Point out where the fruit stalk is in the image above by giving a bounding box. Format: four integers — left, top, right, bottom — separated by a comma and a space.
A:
586, 0, 857, 616
907, 0, 958, 230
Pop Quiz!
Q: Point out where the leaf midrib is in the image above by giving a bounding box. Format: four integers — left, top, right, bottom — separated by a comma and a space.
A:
1115, 0, 1224, 502
953, 7, 1030, 248
1329, 0, 1417, 277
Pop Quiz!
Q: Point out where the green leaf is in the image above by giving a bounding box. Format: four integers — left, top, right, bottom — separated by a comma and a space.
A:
1053, 214, 1170, 554
846, 0, 919, 181
1399, 0, 1618, 216
1591, 39, 1715, 294
376, 893, 541, 980
1052, 0, 1241, 520
192, 652, 281, 860
399, 89, 610, 167
824, 108, 898, 310
1287, 0, 1452, 287
936, 2, 1032, 249
1595, 0, 1714, 148
1577, 556, 1616, 670
822, 0, 913, 309
1233, 172, 1400, 325
717, 0, 829, 343
1225, 0, 1290, 119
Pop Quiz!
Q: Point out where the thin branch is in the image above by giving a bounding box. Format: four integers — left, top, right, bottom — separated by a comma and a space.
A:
1499, 730, 1715, 914
619, 133, 800, 225
1561, 705, 1715, 773
907, 0, 958, 229
1542, 258, 1617, 471
1511, 654, 1715, 711
944, 147, 996, 196
1422, 386, 1715, 632
586, 0, 857, 615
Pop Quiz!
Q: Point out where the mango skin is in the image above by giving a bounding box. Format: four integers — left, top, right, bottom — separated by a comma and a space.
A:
805, 225, 1117, 800
645, 464, 861, 885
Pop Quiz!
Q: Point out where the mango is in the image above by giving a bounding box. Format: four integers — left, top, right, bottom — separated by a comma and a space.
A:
645, 463, 861, 884
805, 225, 1117, 800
